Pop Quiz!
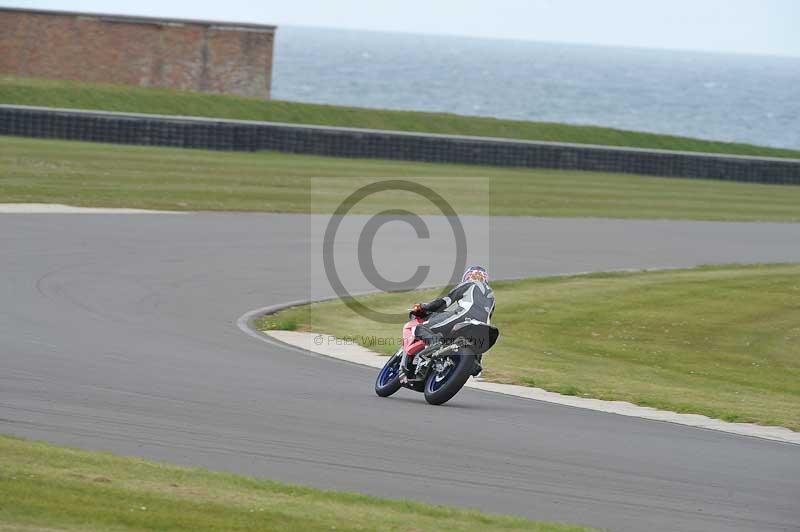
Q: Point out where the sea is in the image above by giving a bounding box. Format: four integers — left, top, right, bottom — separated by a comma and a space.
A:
272, 26, 800, 150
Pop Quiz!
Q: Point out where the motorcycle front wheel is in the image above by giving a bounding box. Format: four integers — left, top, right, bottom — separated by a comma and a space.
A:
375, 351, 403, 397
423, 348, 476, 405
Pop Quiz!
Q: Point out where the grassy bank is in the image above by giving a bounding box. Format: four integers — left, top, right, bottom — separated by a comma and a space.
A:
258, 264, 800, 430
4, 136, 800, 221
0, 435, 591, 532
3, 76, 800, 159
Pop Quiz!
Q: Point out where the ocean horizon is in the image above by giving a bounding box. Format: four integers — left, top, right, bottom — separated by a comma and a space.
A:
273, 26, 800, 150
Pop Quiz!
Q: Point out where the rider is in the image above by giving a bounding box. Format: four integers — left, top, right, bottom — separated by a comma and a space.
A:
403, 265, 495, 379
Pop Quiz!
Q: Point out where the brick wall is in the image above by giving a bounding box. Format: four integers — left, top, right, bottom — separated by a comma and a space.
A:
0, 8, 275, 98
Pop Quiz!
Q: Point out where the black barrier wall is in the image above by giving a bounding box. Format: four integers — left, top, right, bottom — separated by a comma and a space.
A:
2, 105, 799, 184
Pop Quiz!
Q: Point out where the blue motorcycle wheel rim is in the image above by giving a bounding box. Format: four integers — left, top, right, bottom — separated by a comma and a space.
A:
378, 355, 400, 387
428, 357, 456, 392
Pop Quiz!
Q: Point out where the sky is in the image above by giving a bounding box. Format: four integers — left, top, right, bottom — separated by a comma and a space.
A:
4, 0, 799, 57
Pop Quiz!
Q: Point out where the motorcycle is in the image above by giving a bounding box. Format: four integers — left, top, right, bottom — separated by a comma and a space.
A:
374, 311, 499, 405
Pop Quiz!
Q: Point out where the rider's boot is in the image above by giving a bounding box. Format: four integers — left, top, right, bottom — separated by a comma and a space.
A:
471, 354, 483, 378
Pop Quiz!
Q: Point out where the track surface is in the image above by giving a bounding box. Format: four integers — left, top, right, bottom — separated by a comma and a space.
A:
2, 214, 800, 532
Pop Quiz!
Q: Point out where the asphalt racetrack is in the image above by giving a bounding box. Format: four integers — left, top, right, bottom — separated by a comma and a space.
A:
2, 213, 800, 532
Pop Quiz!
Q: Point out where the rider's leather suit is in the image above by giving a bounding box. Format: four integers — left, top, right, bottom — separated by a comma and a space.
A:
413, 279, 495, 343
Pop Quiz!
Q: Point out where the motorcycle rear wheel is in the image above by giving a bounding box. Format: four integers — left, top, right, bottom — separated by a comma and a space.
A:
423, 348, 476, 405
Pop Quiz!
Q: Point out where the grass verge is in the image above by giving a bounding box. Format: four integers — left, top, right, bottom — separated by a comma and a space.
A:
0, 435, 591, 532
3, 76, 800, 159
4, 136, 800, 221
258, 264, 800, 430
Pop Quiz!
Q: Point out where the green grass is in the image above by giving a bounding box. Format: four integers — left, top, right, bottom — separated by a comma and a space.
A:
0, 435, 591, 532
4, 136, 800, 221
258, 264, 800, 430
3, 76, 800, 159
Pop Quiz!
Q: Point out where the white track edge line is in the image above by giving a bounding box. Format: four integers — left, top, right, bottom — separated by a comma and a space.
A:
0, 203, 185, 214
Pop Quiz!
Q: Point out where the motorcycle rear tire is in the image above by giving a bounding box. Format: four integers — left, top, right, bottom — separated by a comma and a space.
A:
423, 349, 476, 405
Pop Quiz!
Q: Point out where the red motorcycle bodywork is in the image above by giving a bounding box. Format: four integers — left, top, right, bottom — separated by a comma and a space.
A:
403, 316, 426, 359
